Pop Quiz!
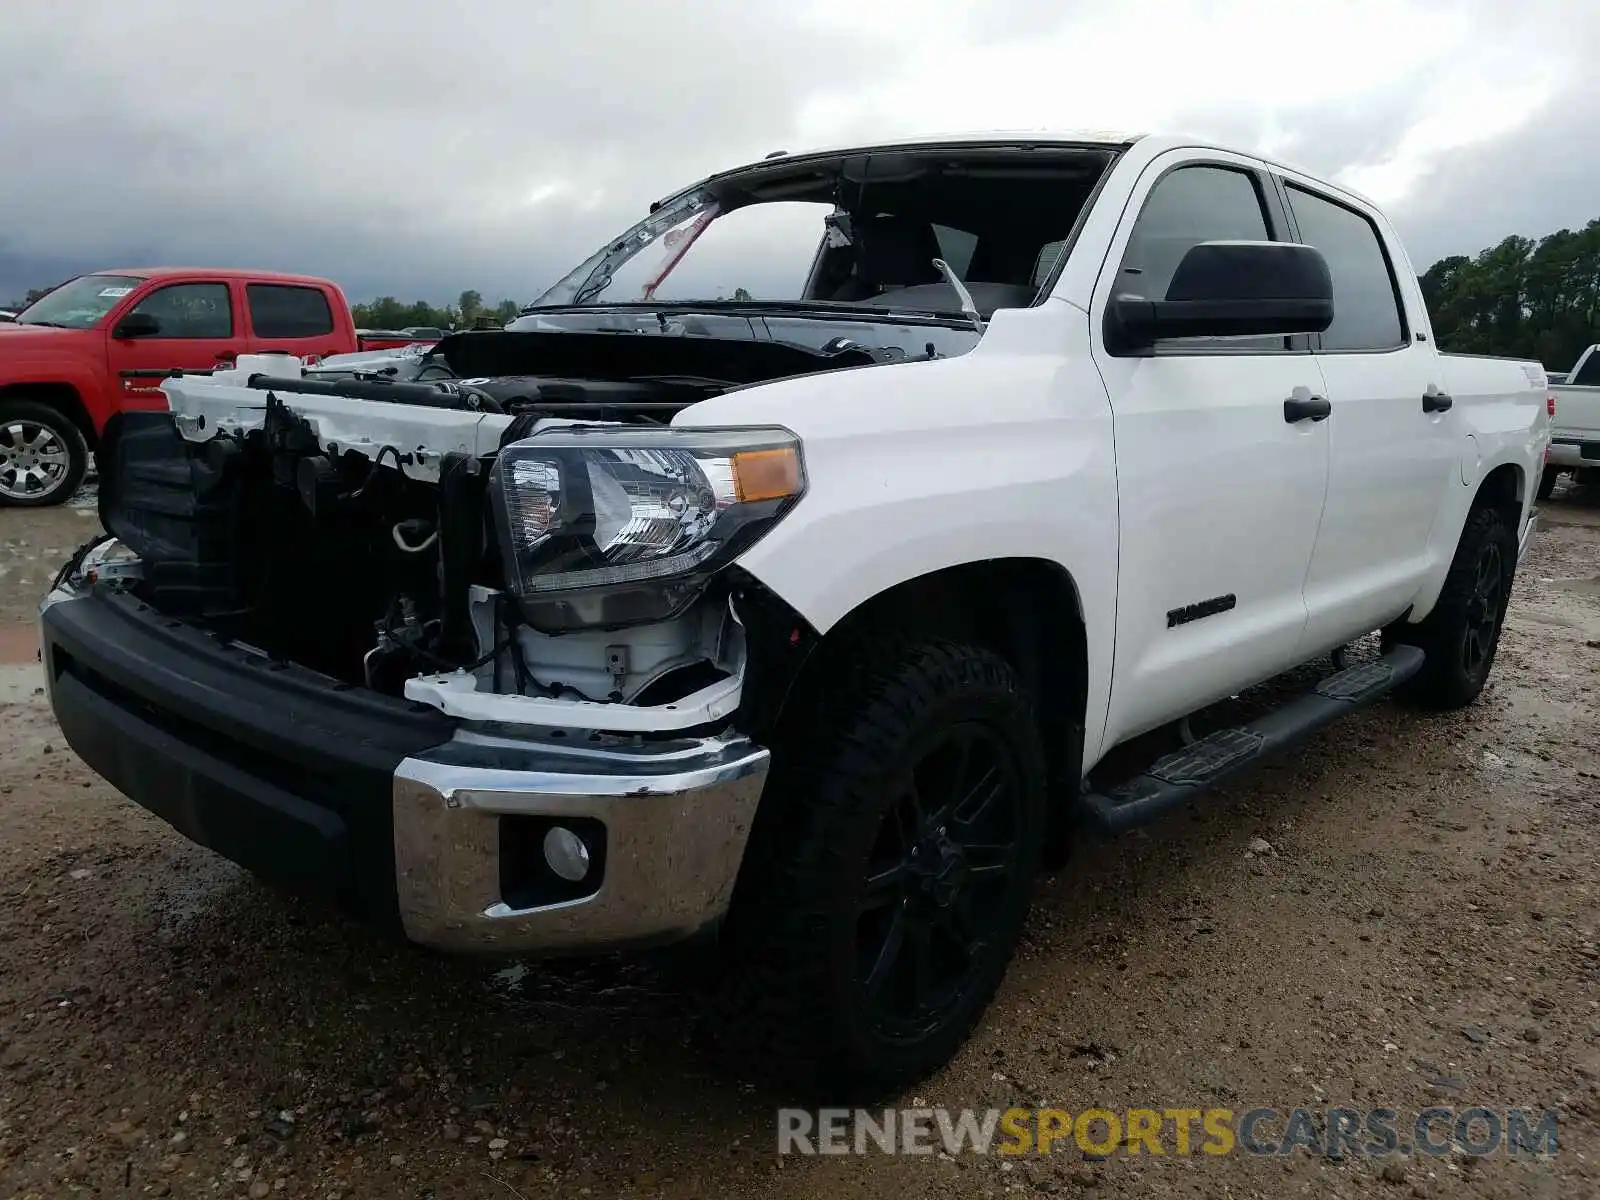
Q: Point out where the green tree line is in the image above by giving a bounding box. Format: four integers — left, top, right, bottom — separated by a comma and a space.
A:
1419, 219, 1600, 372
1, 286, 55, 311
350, 290, 522, 331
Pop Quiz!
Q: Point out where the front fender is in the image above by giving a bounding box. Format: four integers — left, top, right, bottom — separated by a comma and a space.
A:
677, 301, 1121, 763
0, 348, 106, 429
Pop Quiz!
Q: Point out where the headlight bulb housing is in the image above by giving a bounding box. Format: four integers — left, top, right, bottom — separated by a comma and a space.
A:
490, 426, 805, 632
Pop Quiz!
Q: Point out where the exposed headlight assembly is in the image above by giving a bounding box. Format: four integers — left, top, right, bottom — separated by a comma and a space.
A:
490, 426, 805, 632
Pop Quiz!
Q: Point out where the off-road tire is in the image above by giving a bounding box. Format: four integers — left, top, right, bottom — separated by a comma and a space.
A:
1536, 466, 1561, 502
1386, 503, 1517, 710
0, 399, 88, 507
718, 640, 1047, 1098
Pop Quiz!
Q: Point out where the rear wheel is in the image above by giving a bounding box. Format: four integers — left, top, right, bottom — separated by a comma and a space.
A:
719, 641, 1046, 1095
0, 400, 88, 507
1386, 504, 1517, 709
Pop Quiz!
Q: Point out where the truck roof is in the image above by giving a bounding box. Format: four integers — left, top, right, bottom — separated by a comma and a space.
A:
775, 128, 1147, 157
653, 130, 1144, 208
94, 267, 342, 287
659, 130, 1379, 214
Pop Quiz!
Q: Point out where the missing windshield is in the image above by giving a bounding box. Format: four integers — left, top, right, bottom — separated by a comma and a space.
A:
528, 145, 1116, 321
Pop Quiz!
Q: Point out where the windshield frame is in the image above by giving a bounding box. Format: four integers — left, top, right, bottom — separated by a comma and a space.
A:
15, 274, 147, 330
531, 189, 720, 309
527, 140, 1124, 318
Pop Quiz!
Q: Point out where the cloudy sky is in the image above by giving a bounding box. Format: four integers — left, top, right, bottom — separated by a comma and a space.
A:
2, 0, 1595, 307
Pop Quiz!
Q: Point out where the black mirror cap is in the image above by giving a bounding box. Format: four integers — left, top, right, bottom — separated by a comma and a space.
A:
1108, 240, 1334, 350
113, 312, 161, 339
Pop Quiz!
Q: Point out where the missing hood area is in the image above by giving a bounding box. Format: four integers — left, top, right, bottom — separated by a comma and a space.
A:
87, 328, 864, 728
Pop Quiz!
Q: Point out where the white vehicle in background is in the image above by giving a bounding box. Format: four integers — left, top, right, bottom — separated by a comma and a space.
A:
40, 131, 1548, 1094
1542, 344, 1600, 497
0, 310, 16, 323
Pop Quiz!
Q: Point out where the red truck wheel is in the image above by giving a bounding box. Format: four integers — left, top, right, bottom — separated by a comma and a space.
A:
0, 400, 89, 507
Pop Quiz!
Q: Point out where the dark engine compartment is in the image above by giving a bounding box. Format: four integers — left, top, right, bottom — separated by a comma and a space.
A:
92, 330, 876, 693
97, 403, 470, 690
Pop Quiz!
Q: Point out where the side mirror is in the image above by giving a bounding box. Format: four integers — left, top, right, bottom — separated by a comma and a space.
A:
113, 311, 161, 339
1107, 240, 1333, 350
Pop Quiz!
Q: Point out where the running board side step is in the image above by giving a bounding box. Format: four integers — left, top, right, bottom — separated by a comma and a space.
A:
1081, 644, 1425, 835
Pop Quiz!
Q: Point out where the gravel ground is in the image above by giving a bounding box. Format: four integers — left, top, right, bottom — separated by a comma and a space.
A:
1, 483, 1598, 1199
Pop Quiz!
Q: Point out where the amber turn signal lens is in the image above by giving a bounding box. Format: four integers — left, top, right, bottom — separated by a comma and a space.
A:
731, 446, 802, 502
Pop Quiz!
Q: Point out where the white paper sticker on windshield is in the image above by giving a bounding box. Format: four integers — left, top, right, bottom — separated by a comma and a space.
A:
98, 286, 134, 298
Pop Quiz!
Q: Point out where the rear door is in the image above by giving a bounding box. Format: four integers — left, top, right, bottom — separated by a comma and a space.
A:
1278, 176, 1459, 649
104, 279, 244, 408
244, 282, 347, 362
1091, 152, 1333, 749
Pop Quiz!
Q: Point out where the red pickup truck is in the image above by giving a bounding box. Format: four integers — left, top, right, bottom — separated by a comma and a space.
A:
0, 267, 359, 506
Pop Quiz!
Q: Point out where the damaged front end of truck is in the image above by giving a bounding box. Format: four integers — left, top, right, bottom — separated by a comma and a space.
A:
40, 327, 854, 954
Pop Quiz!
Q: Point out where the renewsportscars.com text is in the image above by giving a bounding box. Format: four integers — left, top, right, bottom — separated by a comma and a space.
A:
777, 1106, 1559, 1158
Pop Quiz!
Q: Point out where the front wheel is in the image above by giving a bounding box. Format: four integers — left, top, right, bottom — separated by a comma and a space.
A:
0, 400, 89, 507
1536, 466, 1562, 502
719, 641, 1047, 1096
1386, 504, 1517, 709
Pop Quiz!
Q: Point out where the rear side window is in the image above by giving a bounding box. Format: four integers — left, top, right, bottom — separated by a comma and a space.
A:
1284, 185, 1406, 352
1572, 352, 1600, 387
247, 284, 334, 338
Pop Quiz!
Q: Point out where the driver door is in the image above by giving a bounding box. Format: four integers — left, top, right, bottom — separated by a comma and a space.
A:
106, 280, 243, 409
1091, 153, 1333, 750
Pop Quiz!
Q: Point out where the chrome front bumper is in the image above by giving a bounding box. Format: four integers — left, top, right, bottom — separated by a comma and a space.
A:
42, 568, 770, 959
393, 730, 770, 953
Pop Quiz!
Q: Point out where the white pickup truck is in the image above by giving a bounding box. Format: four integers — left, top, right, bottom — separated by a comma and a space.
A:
40, 131, 1548, 1094
1543, 344, 1600, 496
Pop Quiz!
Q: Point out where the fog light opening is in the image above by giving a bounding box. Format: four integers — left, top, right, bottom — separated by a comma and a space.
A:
542, 825, 592, 883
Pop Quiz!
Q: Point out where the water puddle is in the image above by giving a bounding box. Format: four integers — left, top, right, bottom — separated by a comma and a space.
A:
491, 961, 531, 993
1549, 575, 1600, 599
480, 954, 683, 1026
0, 663, 44, 704
151, 858, 251, 940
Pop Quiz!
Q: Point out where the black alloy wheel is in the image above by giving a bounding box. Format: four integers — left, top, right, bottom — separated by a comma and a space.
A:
1461, 539, 1505, 679
858, 721, 1026, 1042
718, 640, 1047, 1095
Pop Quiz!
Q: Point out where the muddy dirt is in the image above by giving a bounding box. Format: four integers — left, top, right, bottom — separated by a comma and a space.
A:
1, 483, 1598, 1199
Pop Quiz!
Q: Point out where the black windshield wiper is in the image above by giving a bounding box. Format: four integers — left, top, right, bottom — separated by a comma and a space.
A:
18, 319, 68, 328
